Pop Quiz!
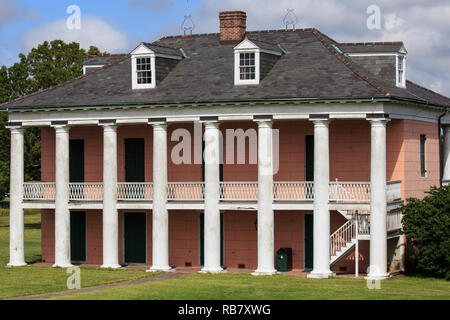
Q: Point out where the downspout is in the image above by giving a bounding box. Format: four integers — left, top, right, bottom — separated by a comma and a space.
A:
438, 106, 448, 186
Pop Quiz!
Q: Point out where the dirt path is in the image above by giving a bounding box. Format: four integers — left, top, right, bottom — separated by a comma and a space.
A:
6, 272, 185, 300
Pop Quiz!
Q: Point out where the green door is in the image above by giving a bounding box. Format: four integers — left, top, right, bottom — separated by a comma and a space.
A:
125, 139, 145, 182
124, 212, 146, 264
69, 140, 84, 182
199, 213, 224, 266
70, 212, 86, 263
304, 214, 314, 272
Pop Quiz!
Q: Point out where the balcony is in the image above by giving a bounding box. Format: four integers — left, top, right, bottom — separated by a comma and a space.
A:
23, 180, 402, 203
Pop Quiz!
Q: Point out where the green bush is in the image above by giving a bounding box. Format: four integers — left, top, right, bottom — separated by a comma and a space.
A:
402, 185, 450, 279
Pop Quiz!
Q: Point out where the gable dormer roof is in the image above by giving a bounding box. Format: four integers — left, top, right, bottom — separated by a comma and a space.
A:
131, 42, 183, 59
234, 38, 283, 56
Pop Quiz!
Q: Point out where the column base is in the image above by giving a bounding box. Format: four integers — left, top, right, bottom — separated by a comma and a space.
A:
53, 263, 74, 268
199, 267, 226, 274
100, 264, 122, 269
307, 271, 336, 279
7, 262, 27, 267
147, 266, 175, 273
364, 273, 391, 281
251, 269, 279, 276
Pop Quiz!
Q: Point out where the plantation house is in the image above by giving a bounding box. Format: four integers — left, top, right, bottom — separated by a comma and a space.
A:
3, 11, 450, 280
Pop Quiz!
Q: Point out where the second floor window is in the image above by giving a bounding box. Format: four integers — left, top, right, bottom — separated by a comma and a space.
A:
240, 52, 256, 80
136, 57, 152, 84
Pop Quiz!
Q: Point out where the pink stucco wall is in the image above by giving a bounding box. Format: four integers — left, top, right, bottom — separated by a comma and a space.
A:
39, 119, 440, 271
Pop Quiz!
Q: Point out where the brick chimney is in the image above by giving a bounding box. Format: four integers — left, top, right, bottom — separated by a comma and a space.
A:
219, 11, 247, 43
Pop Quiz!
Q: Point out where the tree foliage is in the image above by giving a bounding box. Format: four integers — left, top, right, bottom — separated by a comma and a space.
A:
402, 185, 450, 279
0, 40, 107, 200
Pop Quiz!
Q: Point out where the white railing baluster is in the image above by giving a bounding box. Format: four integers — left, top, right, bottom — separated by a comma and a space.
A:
167, 182, 204, 201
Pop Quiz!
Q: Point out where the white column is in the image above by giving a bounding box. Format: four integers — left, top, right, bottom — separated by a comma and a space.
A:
252, 120, 277, 276
366, 119, 390, 280
443, 125, 450, 183
7, 127, 26, 267
101, 124, 120, 269
200, 121, 224, 273
53, 125, 72, 268
308, 119, 335, 279
149, 123, 172, 272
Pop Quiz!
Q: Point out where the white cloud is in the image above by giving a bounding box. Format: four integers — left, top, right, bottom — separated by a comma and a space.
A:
0, 0, 38, 34
21, 15, 130, 54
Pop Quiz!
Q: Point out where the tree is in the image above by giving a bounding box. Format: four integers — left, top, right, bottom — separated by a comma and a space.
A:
0, 40, 107, 200
402, 185, 450, 279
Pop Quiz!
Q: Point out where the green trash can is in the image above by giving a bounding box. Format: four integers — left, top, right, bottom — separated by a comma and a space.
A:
276, 248, 293, 272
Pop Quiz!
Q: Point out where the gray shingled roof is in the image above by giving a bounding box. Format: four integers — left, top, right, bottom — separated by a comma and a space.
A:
142, 43, 183, 57
338, 42, 404, 54
2, 29, 449, 109
246, 38, 283, 54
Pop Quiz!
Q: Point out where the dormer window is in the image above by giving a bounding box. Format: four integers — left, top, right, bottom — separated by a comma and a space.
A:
131, 42, 183, 90
234, 38, 283, 86
240, 52, 256, 80
136, 57, 153, 85
397, 55, 406, 88
132, 54, 156, 89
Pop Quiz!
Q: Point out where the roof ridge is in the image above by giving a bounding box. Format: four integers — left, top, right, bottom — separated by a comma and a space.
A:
406, 80, 450, 101
1, 55, 130, 108
157, 28, 316, 41
339, 41, 403, 46
311, 29, 390, 96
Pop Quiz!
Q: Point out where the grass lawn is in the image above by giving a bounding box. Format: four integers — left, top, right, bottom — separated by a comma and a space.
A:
0, 210, 449, 300
48, 273, 450, 300
0, 211, 156, 299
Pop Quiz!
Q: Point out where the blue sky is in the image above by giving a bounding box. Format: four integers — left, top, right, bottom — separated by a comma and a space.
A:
0, 0, 449, 96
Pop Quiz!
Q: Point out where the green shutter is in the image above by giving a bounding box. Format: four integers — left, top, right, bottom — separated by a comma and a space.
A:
70, 211, 86, 263
69, 140, 84, 183
304, 214, 314, 272
125, 138, 145, 182
420, 135, 426, 177
124, 212, 146, 264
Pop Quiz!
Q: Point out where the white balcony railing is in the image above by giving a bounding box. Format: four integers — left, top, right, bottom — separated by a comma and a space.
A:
167, 182, 204, 201
273, 182, 314, 201
23, 182, 56, 200
69, 183, 103, 201
387, 180, 402, 201
117, 183, 153, 201
220, 182, 258, 201
329, 181, 371, 203
387, 209, 403, 231
22, 181, 401, 204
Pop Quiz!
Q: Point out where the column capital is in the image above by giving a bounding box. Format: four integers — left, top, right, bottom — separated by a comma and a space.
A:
101, 124, 117, 133
8, 127, 24, 134
255, 120, 273, 128
203, 121, 221, 129
152, 122, 168, 130
442, 124, 450, 131
368, 118, 390, 127
310, 119, 331, 128
53, 125, 70, 133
